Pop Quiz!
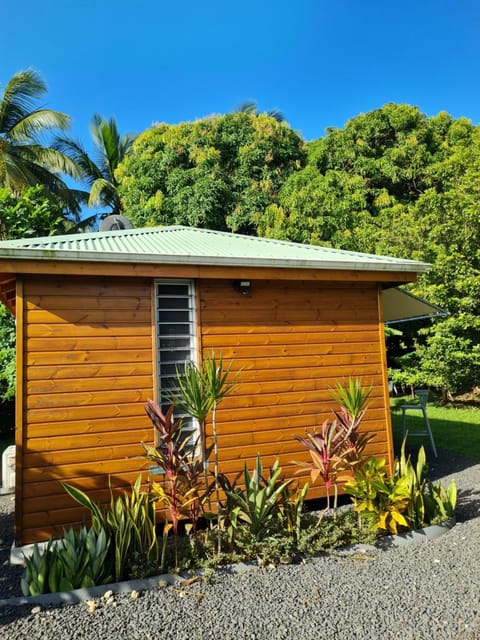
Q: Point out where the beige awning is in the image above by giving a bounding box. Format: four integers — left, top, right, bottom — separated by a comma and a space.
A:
382, 288, 448, 324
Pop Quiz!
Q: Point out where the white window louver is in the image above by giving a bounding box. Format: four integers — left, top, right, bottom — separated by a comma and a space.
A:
155, 280, 198, 447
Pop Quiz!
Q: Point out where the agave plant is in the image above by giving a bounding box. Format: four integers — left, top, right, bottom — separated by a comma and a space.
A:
219, 455, 292, 541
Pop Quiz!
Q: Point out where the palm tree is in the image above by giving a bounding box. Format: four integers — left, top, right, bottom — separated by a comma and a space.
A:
0, 69, 78, 197
235, 100, 285, 123
55, 114, 137, 216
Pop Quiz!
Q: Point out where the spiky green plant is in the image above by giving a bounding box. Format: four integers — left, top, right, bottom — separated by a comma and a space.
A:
332, 378, 372, 421
21, 526, 112, 596
332, 378, 374, 466
219, 455, 292, 541
63, 474, 158, 582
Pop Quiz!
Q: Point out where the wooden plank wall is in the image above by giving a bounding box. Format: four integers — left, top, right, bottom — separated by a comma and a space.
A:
18, 275, 155, 544
17, 273, 392, 544
199, 279, 390, 500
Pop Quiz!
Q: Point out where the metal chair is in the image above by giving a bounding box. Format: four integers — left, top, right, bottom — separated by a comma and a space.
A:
400, 389, 438, 457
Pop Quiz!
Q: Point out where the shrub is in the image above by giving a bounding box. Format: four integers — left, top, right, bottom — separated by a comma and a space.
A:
345, 441, 457, 535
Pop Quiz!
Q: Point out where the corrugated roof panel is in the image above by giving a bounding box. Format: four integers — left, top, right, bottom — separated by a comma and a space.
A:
0, 225, 430, 273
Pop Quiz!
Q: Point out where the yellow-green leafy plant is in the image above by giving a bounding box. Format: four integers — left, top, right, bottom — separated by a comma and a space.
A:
394, 439, 456, 529
344, 457, 411, 534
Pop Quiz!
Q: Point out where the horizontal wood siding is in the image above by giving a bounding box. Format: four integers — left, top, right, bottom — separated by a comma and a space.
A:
18, 274, 393, 544
18, 276, 154, 544
199, 279, 389, 499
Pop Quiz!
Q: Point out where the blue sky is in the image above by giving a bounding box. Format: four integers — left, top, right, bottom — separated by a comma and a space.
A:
2, 0, 480, 152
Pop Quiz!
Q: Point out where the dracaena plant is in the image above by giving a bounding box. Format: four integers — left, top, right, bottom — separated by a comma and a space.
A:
142, 399, 211, 568
332, 378, 374, 467
294, 379, 375, 519
173, 353, 237, 554
294, 419, 349, 516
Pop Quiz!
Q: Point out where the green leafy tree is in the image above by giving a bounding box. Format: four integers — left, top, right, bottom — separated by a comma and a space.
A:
55, 114, 137, 217
0, 185, 66, 239
258, 103, 480, 396
0, 186, 67, 406
0, 68, 78, 211
116, 112, 306, 234
0, 304, 15, 401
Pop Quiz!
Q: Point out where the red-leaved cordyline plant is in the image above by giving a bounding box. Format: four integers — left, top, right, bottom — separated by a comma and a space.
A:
142, 399, 211, 567
332, 378, 374, 468
294, 379, 375, 519
294, 419, 349, 519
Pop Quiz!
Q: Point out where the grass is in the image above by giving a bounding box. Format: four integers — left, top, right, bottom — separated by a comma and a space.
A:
390, 395, 480, 460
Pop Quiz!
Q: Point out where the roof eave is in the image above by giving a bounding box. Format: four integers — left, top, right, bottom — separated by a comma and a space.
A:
0, 248, 430, 274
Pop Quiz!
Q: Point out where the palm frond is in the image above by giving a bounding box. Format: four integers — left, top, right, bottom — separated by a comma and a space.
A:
7, 109, 70, 141
53, 136, 103, 184
88, 178, 116, 208
235, 100, 258, 115
0, 69, 47, 132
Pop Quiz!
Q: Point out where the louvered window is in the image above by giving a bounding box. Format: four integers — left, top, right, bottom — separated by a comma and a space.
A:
155, 280, 198, 444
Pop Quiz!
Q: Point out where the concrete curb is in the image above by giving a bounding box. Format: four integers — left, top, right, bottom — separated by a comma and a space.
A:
0, 561, 257, 608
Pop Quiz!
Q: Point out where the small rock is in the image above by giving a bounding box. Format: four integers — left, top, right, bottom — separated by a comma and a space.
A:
103, 590, 113, 600
31, 606, 41, 615
86, 600, 98, 614
130, 590, 139, 600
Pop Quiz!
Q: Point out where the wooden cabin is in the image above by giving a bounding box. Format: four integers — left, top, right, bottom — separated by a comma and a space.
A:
0, 226, 429, 546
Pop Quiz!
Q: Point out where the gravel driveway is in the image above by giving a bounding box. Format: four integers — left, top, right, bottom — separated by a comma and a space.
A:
1, 448, 479, 639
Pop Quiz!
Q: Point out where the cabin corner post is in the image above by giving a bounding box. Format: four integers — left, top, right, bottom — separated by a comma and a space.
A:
14, 277, 25, 546
377, 285, 394, 474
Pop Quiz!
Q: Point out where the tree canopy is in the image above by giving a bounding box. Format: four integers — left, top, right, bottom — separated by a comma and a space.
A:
116, 112, 306, 234
256, 104, 480, 396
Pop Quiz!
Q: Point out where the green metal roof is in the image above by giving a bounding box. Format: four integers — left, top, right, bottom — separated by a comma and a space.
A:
0, 225, 429, 273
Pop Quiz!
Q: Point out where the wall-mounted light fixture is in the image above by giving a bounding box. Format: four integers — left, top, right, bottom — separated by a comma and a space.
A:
233, 280, 252, 296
